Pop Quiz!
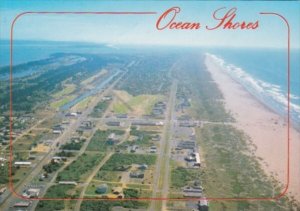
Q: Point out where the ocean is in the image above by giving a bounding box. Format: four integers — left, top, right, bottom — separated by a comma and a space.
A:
206, 48, 300, 127
1, 40, 299, 125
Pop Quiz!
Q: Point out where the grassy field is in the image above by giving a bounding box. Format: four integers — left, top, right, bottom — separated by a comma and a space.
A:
117, 128, 157, 148
86, 129, 125, 152
12, 151, 30, 161
50, 95, 76, 109
94, 170, 122, 182
43, 160, 63, 174
112, 90, 163, 115
101, 153, 156, 171
80, 69, 107, 85
56, 152, 105, 182
71, 96, 94, 111
90, 100, 111, 118
60, 139, 85, 151
13, 129, 48, 151
52, 84, 76, 98
170, 166, 201, 190
36, 184, 81, 211
81, 190, 149, 210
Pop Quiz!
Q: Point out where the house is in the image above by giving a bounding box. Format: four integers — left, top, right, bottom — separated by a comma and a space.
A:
194, 153, 201, 167
53, 129, 62, 134
14, 161, 31, 167
115, 165, 131, 171
58, 181, 78, 185
155, 121, 164, 126
52, 125, 64, 131
199, 199, 209, 211
185, 156, 196, 162
179, 121, 197, 127
183, 186, 203, 193
115, 113, 127, 118
149, 145, 157, 153
107, 133, 119, 145
130, 145, 138, 153
0, 187, 7, 195
183, 192, 202, 198
80, 121, 93, 130
130, 171, 144, 179
151, 135, 160, 142
14, 201, 31, 208
138, 164, 148, 170
0, 157, 7, 162
112, 187, 123, 195
52, 156, 67, 163
177, 141, 196, 150
151, 108, 164, 116
96, 184, 108, 194
23, 188, 40, 198
132, 121, 156, 126
106, 121, 121, 126
65, 112, 78, 117
149, 148, 157, 153
102, 96, 112, 101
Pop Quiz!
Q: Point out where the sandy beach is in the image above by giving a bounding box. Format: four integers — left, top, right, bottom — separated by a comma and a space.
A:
204, 54, 300, 201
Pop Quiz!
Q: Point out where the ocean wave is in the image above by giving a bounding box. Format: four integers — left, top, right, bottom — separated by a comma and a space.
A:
206, 53, 300, 123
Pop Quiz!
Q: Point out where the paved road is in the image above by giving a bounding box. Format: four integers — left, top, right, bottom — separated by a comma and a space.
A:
149, 80, 177, 211
161, 80, 177, 211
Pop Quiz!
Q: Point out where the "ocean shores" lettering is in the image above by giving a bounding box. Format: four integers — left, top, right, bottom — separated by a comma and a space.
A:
156, 7, 259, 31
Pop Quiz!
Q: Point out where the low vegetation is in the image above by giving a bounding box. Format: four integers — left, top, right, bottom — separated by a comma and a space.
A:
116, 55, 173, 96
94, 170, 121, 182
173, 55, 232, 122
90, 100, 110, 117
43, 160, 63, 174
36, 185, 79, 211
80, 189, 149, 211
101, 154, 156, 171
56, 152, 105, 182
171, 167, 201, 189
86, 129, 124, 152
60, 139, 85, 151
198, 124, 299, 209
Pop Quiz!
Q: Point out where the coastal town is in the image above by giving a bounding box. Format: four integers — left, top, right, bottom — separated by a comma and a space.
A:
0, 50, 299, 211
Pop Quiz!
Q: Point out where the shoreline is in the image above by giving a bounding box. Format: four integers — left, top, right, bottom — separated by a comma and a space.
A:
204, 53, 300, 201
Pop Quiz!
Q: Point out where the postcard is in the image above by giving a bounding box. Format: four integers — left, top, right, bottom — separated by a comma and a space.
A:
0, 1, 299, 210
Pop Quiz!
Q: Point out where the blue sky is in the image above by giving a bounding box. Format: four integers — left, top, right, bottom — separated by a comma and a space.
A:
0, 0, 299, 48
